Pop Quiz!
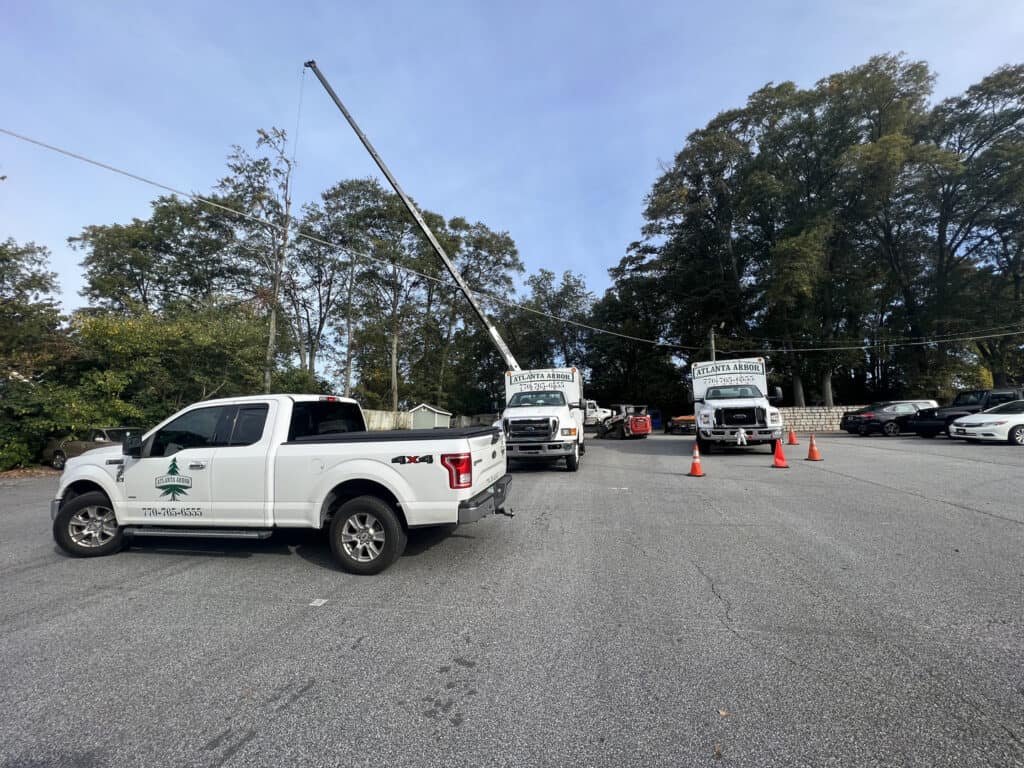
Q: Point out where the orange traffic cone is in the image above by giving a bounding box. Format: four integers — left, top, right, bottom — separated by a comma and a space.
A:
787, 428, 799, 445
688, 443, 705, 477
805, 434, 823, 461
772, 439, 789, 469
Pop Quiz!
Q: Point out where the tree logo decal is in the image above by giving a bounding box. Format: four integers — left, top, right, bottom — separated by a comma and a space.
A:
154, 458, 193, 501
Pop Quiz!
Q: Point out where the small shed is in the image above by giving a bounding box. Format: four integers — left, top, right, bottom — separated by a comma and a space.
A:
410, 403, 452, 429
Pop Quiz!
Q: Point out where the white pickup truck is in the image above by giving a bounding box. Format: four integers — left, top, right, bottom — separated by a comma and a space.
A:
50, 394, 511, 574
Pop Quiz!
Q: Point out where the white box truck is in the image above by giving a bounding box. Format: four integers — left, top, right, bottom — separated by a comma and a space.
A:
501, 368, 586, 471
690, 358, 784, 452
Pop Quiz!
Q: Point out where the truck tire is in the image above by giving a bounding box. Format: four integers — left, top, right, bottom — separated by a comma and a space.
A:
52, 491, 124, 558
52, 451, 66, 470
566, 442, 580, 471
329, 495, 407, 575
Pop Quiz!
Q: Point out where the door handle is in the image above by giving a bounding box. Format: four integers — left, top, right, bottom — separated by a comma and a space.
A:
188, 461, 207, 470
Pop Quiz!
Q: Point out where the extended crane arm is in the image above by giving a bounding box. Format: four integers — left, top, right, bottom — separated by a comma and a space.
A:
303, 59, 521, 373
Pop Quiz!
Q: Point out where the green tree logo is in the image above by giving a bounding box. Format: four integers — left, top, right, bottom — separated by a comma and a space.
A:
155, 457, 192, 501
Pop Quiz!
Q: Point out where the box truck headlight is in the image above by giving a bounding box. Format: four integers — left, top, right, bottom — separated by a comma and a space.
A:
769, 412, 781, 425
560, 427, 577, 436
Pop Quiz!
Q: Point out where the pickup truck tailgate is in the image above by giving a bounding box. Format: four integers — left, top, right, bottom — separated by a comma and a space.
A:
455, 428, 509, 524
467, 428, 506, 492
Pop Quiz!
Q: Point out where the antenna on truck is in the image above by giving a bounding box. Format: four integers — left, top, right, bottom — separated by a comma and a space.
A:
303, 60, 522, 373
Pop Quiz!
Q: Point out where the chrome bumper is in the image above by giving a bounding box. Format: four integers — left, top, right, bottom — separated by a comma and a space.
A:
458, 475, 512, 524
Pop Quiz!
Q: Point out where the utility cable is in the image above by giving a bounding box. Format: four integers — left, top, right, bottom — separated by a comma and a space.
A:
4, 125, 1022, 355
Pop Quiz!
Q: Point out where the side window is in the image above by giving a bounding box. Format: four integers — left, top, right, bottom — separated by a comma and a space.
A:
228, 405, 269, 446
149, 406, 229, 458
989, 393, 1015, 407
894, 404, 916, 413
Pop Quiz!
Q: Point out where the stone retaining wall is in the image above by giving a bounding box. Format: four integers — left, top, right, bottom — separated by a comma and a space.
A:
778, 406, 865, 433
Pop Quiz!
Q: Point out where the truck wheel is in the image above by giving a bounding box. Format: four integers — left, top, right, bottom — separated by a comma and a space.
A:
329, 496, 407, 575
52, 451, 66, 470
565, 442, 580, 471
52, 491, 123, 558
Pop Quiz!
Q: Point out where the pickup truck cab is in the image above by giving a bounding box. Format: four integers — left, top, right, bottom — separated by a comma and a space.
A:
50, 395, 511, 574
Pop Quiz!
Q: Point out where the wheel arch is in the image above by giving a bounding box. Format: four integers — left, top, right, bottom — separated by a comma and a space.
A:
320, 479, 408, 531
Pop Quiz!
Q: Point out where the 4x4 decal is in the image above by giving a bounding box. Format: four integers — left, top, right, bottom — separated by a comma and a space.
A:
391, 455, 434, 465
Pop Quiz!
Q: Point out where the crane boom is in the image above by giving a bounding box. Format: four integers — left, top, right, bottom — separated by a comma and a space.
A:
303, 59, 521, 372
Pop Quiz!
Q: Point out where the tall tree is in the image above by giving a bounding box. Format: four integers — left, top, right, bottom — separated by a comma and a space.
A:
217, 127, 296, 393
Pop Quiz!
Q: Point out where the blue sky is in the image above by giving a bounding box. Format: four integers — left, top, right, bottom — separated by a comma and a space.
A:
2, 0, 1022, 312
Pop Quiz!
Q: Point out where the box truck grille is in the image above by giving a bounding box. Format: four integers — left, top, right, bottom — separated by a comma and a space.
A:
508, 418, 556, 441
716, 408, 762, 427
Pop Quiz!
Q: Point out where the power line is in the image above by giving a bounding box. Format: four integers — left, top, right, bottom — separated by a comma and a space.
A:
3, 125, 1022, 356
1, 125, 693, 349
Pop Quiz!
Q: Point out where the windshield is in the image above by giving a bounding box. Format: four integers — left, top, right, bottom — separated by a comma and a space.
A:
508, 391, 567, 408
984, 400, 1024, 415
951, 391, 984, 406
705, 385, 764, 400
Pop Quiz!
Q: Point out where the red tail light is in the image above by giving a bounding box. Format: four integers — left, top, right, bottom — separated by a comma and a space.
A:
441, 453, 472, 489
861, 412, 875, 419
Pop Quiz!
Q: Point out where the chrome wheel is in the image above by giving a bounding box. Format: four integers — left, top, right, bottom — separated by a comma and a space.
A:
68, 505, 119, 548
340, 512, 386, 562
1010, 426, 1024, 446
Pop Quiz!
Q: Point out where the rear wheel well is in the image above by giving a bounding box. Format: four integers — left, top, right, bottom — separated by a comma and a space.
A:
321, 480, 407, 531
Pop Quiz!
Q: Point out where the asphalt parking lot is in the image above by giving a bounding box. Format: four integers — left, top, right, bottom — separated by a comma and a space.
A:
1, 434, 1022, 768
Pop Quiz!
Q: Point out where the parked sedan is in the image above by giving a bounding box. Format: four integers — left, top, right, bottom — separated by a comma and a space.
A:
41, 427, 141, 470
843, 400, 938, 436
948, 401, 1024, 445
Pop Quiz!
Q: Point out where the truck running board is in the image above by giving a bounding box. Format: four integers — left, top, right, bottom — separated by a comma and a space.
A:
123, 527, 273, 540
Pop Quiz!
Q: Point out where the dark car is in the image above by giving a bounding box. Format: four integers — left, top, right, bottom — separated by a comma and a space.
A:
910, 388, 1024, 438
41, 427, 141, 470
842, 400, 938, 436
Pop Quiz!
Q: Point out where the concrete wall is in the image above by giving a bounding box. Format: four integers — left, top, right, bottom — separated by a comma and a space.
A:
778, 406, 865, 433
363, 409, 414, 431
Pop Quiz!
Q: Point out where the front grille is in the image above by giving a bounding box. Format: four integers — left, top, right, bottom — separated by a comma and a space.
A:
507, 417, 556, 441
716, 407, 762, 427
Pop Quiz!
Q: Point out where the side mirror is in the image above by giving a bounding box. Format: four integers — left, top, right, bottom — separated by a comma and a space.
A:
123, 435, 143, 458
770, 386, 783, 403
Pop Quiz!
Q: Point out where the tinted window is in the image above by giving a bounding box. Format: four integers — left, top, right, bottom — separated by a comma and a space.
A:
986, 400, 1024, 414
988, 393, 1016, 407
150, 406, 230, 457
288, 401, 366, 441
229, 405, 269, 446
952, 391, 983, 406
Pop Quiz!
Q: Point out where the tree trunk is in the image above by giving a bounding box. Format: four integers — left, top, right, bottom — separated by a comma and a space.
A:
264, 303, 277, 394
792, 372, 806, 407
821, 370, 834, 407
390, 327, 399, 414
342, 264, 357, 397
